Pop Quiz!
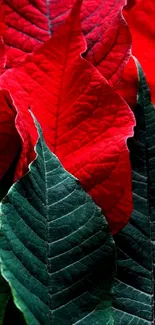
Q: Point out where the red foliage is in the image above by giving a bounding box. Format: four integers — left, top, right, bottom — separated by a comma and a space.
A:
1, 0, 130, 88
51, 0, 131, 88
0, 7, 6, 73
118, 0, 155, 106
0, 3, 135, 233
117, 56, 138, 109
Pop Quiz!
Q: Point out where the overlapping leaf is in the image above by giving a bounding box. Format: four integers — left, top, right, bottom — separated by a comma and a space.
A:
51, 0, 131, 87
118, 0, 155, 107
0, 1, 135, 233
1, 0, 131, 88
1, 0, 51, 68
117, 56, 138, 109
0, 91, 21, 325
0, 116, 115, 325
113, 61, 155, 324
124, 0, 155, 104
0, 89, 20, 325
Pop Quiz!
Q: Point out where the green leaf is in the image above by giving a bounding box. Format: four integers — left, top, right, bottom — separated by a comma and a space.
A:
0, 152, 21, 324
113, 59, 155, 324
0, 116, 115, 325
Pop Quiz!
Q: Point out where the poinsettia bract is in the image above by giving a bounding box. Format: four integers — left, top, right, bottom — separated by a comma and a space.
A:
0, 1, 135, 233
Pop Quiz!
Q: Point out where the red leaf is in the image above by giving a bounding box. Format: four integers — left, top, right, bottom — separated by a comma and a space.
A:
117, 56, 138, 109
51, 0, 131, 88
0, 7, 6, 73
0, 89, 20, 180
1, 0, 51, 68
118, 0, 155, 106
2, 0, 130, 88
0, 1, 135, 233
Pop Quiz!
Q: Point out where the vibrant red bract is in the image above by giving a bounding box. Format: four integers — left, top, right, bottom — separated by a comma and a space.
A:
117, 56, 138, 109
1, 0, 130, 89
51, 0, 131, 88
0, 8, 6, 73
0, 2, 135, 233
1, 0, 51, 67
118, 0, 155, 106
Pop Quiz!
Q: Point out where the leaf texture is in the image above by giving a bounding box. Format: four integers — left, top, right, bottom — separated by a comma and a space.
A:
117, 56, 138, 109
1, 0, 131, 88
1, 0, 51, 68
0, 115, 115, 325
113, 60, 155, 324
118, 0, 155, 107
51, 0, 131, 88
0, 2, 135, 234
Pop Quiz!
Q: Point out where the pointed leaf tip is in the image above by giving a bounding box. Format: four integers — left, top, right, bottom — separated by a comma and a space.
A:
133, 56, 152, 104
0, 121, 115, 325
29, 110, 42, 138
0, 0, 135, 234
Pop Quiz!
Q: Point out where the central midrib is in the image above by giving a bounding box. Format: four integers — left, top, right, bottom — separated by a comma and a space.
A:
53, 26, 74, 154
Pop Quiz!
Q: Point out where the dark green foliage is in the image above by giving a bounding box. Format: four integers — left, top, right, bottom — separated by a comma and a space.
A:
113, 60, 155, 324
0, 117, 115, 325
